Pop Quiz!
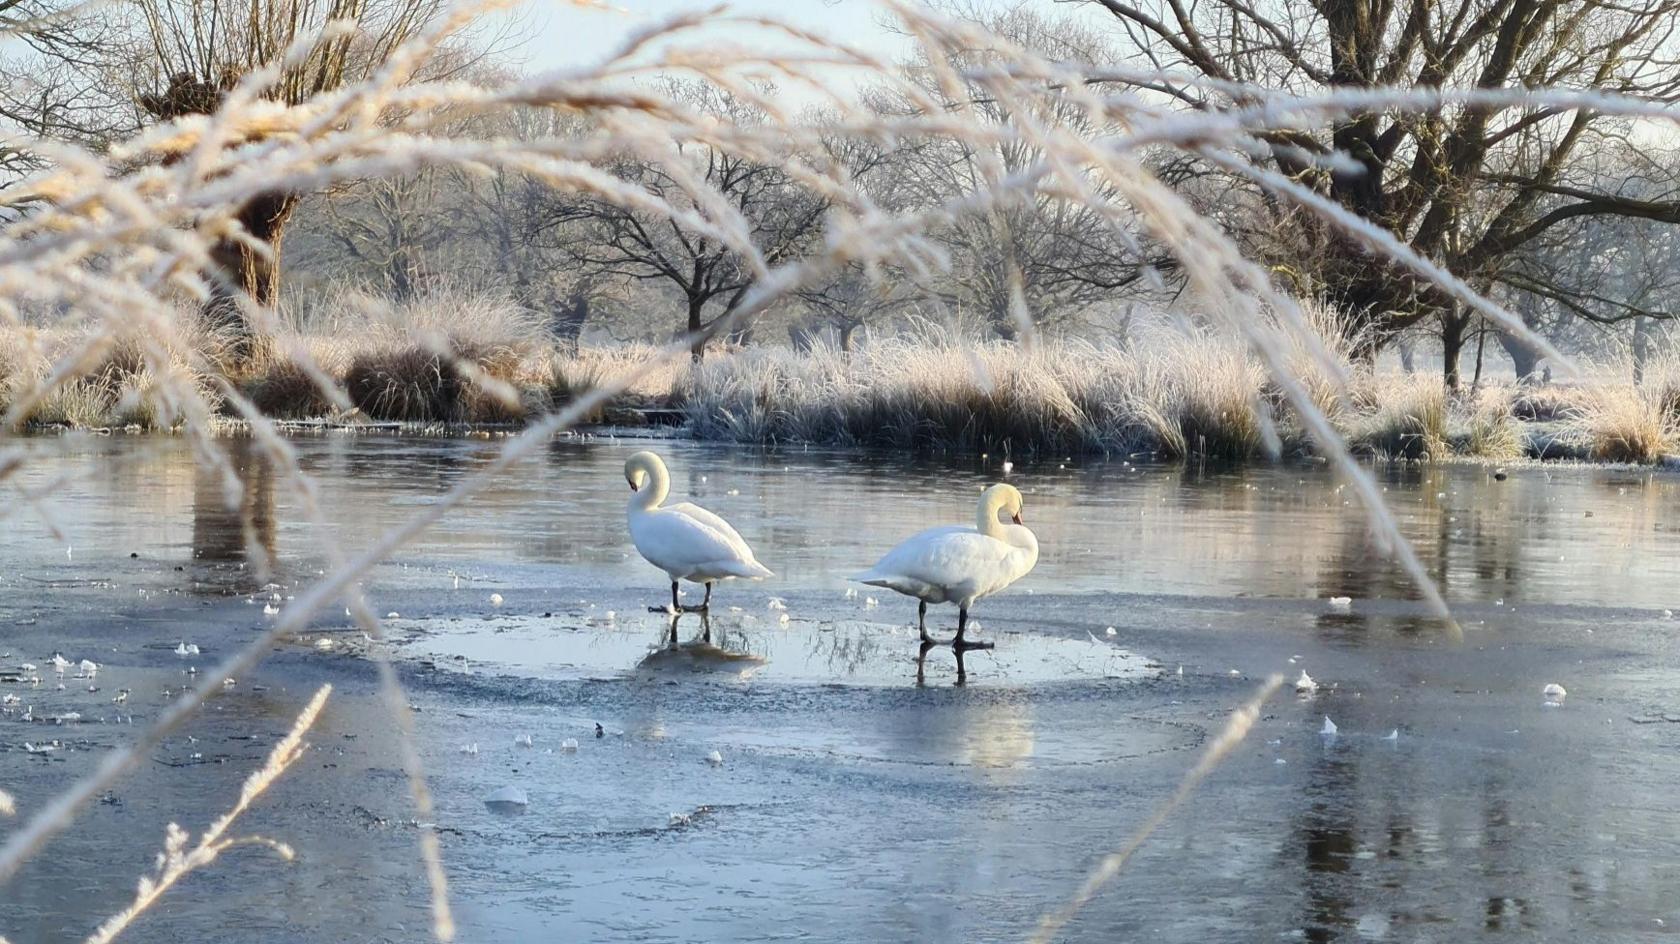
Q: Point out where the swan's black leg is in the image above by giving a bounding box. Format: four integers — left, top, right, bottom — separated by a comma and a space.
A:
649, 580, 683, 613
953, 645, 969, 685
951, 606, 994, 651
913, 638, 935, 686
917, 600, 932, 643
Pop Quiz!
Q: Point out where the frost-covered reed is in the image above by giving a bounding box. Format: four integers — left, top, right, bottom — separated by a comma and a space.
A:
2, 0, 1671, 937
83, 685, 332, 944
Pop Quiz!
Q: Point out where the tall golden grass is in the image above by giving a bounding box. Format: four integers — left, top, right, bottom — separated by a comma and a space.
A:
5, 297, 1673, 466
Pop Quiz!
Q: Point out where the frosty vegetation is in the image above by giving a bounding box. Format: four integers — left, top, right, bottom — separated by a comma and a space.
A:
1, 0, 1678, 938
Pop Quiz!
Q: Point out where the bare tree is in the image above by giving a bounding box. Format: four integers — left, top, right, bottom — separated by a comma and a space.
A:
289, 172, 447, 301
7, 0, 451, 351
0, 0, 125, 184
1080, 0, 1680, 380
793, 261, 920, 351
873, 6, 1167, 337
558, 83, 830, 360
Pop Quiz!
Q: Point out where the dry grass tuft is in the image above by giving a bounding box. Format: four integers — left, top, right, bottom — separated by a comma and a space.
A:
1568, 384, 1676, 463
1463, 386, 1525, 460
245, 358, 343, 419
1348, 374, 1449, 460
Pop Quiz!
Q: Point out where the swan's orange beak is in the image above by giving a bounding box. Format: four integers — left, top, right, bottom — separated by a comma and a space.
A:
1011, 512, 1024, 525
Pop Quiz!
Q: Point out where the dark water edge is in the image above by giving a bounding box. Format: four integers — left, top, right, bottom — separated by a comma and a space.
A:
1, 434, 1679, 942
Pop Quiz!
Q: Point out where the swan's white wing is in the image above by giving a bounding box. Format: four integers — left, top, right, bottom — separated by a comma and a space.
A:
631, 504, 771, 581
854, 527, 1016, 602
668, 502, 750, 550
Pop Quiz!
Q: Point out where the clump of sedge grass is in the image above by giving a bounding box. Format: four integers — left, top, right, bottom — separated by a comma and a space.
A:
1348, 374, 1449, 460
1566, 384, 1676, 463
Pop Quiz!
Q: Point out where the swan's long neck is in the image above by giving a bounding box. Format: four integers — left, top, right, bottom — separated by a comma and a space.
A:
976, 490, 1007, 538
631, 461, 669, 512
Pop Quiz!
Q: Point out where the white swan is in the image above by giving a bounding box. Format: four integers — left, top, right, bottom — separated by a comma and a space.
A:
853, 483, 1038, 649
625, 451, 772, 612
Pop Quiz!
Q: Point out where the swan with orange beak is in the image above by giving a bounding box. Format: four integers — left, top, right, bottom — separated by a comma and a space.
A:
853, 483, 1038, 649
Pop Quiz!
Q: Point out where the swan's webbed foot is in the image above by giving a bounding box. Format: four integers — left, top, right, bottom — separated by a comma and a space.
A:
651, 581, 706, 615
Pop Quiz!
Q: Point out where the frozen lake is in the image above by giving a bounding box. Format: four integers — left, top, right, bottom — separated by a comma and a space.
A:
3, 434, 1680, 941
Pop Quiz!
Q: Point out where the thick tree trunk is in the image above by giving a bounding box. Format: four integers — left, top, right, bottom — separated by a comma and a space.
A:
687, 295, 706, 362
550, 291, 589, 354
1442, 313, 1468, 391
839, 322, 858, 352
1496, 329, 1543, 384
205, 191, 296, 365
1471, 322, 1488, 391
788, 324, 815, 353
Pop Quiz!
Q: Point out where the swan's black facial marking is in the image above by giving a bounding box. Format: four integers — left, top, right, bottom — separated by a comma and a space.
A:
1011, 512, 1024, 525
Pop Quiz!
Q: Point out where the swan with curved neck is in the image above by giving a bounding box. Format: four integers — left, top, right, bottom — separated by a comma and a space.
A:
625, 451, 772, 612
853, 483, 1038, 649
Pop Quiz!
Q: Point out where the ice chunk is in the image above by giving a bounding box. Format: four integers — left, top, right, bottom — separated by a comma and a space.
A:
314, 638, 334, 652
706, 750, 723, 766
1295, 671, 1319, 694
490, 593, 504, 607
1327, 597, 1352, 610
1320, 716, 1338, 737
1105, 626, 1117, 636
1542, 683, 1567, 705
483, 785, 528, 814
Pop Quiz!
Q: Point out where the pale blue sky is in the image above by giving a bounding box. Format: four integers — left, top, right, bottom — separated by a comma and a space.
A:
501, 0, 914, 76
